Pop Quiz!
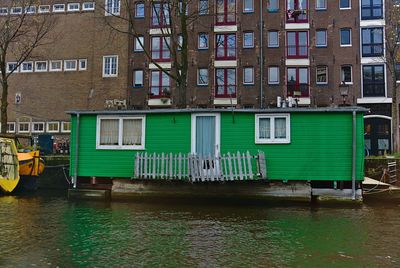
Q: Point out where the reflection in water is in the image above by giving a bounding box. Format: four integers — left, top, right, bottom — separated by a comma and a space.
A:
0, 192, 399, 267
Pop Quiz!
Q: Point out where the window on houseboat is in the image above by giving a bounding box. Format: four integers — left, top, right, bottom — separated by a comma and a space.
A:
255, 114, 290, 144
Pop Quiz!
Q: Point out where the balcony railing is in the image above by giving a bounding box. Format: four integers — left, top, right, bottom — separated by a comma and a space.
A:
215, 86, 236, 98
286, 9, 308, 23
151, 16, 170, 28
151, 49, 171, 62
150, 86, 171, 99
287, 45, 308, 58
215, 47, 236, 60
215, 12, 236, 26
363, 83, 385, 97
362, 44, 383, 57
287, 83, 309, 98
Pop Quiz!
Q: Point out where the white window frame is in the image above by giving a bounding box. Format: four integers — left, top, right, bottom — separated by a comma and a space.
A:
316, 65, 328, 85
243, 32, 254, 48
134, 36, 144, 51
340, 28, 352, 47
103, 55, 118, 77
7, 62, 19, 73
18, 122, 30, 133
53, 4, 65, 12
197, 68, 208, 85
83, 2, 96, 11
25, 6, 36, 14
135, 2, 145, 18
268, 31, 279, 48
21, 62, 33, 73
96, 116, 146, 150
316, 29, 327, 47
133, 70, 144, 87
32, 122, 45, 133
64, 60, 77, 71
0, 8, 8, 16
198, 33, 209, 49
243, 0, 254, 13
35, 61, 48, 72
243, 67, 254, 85
46, 122, 60, 133
50, 60, 63, 72
268, 66, 279, 85
10, 7, 23, 14
7, 122, 16, 133
61, 121, 71, 133
79, 59, 87, 71
255, 114, 291, 144
315, 0, 327, 10
67, 3, 80, 12
341, 65, 353, 84
105, 0, 121, 16
38, 5, 50, 13
339, 0, 351, 10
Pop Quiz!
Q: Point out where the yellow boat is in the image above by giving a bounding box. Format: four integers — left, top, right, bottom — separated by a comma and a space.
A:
0, 138, 20, 193
18, 150, 45, 177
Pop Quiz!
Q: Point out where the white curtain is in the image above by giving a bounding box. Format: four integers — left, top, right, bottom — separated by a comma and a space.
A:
123, 119, 142, 145
100, 119, 119, 145
275, 118, 287, 139
259, 118, 271, 139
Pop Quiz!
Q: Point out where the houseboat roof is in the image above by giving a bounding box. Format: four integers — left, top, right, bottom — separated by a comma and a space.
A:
67, 106, 369, 115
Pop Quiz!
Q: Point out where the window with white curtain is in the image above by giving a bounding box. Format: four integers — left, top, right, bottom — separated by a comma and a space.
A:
97, 116, 145, 149
255, 114, 290, 144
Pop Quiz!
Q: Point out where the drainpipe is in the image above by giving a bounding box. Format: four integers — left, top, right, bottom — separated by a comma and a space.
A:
259, 0, 264, 109
73, 113, 80, 189
352, 111, 356, 200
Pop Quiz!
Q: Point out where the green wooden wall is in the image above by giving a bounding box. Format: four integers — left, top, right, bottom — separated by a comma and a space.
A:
70, 111, 364, 181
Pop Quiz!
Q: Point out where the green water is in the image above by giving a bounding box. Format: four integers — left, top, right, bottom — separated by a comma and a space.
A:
0, 192, 399, 267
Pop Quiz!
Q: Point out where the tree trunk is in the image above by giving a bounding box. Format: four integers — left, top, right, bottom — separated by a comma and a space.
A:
392, 72, 399, 153
1, 79, 8, 134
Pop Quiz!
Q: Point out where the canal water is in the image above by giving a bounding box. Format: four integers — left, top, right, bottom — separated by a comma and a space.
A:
0, 192, 399, 267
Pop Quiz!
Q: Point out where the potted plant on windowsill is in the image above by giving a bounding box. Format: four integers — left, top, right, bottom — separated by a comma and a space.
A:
160, 88, 171, 104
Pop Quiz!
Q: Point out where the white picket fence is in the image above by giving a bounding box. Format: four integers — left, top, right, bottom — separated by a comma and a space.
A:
134, 151, 267, 182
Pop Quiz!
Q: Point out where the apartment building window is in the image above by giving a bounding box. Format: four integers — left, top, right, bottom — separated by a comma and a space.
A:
216, 0, 236, 25
341, 65, 352, 83
316, 29, 327, 47
61, 122, 71, 133
268, 31, 279, 48
134, 36, 144, 51
363, 65, 385, 97
316, 66, 328, 84
178, 0, 189, 15
21, 62, 33, 73
362, 28, 383, 57
79, 59, 87, 71
11, 7, 23, 14
35, 61, 48, 72
64, 60, 77, 71
150, 70, 170, 98
268, 0, 279, 12
67, 3, 80, 12
243, 0, 254, 12
268, 66, 279, 85
216, 68, 236, 97
25, 6, 36, 14
199, 0, 209, 15
287, 67, 309, 97
53, 4, 65, 12
133, 70, 144, 87
255, 114, 290, 144
361, 0, 383, 20
243, 67, 254, 85
18, 122, 30, 133
151, 2, 170, 27
47, 122, 60, 133
340, 0, 351, 9
103, 56, 118, 77
7, 62, 18, 73
287, 31, 308, 58
198, 33, 209, 49
0, 8, 8, 15
32, 122, 45, 133
216, 34, 236, 60
105, 0, 120, 15
396, 63, 400, 82
83, 2, 96, 11
315, 0, 327, 10
135, 2, 145, 17
177, 35, 183, 50
151, 36, 171, 61
50, 60, 62, 72
243, 32, 254, 48
38, 5, 50, 13
340, 28, 352, 46
7, 123, 16, 133
286, 0, 308, 23
197, 69, 208, 85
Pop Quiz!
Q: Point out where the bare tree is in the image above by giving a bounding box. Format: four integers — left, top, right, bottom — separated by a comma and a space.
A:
383, 2, 400, 152
0, 0, 57, 134
102, 0, 214, 108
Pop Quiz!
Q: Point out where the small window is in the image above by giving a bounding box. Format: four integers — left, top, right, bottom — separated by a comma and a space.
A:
243, 0, 254, 13
47, 122, 60, 133
243, 67, 254, 85
38, 5, 50, 13
7, 62, 18, 73
61, 122, 71, 133
67, 3, 80, 12
96, 116, 146, 150
134, 36, 144, 51
198, 33, 209, 49
103, 55, 118, 77
0, 8, 8, 15
316, 29, 327, 47
197, 68, 208, 85
199, 0, 209, 15
243, 32, 254, 48
79, 59, 87, 71
340, 0, 351, 9
32, 122, 45, 133
53, 4, 65, 12
7, 122, 16, 133
133, 70, 144, 87
135, 2, 145, 17
18, 122, 30, 133
10, 7, 23, 14
316, 0, 327, 10
268, 0, 279, 12
82, 2, 95, 11
21, 62, 33, 73
268, 66, 279, 85
340, 28, 351, 46
316, 66, 328, 84
105, 0, 120, 15
64, 60, 77, 71
50, 60, 62, 72
177, 34, 183, 50
341, 65, 352, 84
255, 114, 290, 144
268, 31, 279, 48
25, 6, 36, 14
35, 61, 48, 72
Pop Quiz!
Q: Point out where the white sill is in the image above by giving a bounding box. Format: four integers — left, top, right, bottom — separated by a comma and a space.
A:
339, 7, 351, 10
340, 44, 352, 47
316, 83, 328, 85
255, 139, 290, 144
96, 145, 144, 150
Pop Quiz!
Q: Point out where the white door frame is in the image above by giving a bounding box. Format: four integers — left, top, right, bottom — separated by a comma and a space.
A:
191, 113, 221, 156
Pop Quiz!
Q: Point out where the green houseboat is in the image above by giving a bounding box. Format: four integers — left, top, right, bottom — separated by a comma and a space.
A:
68, 107, 367, 201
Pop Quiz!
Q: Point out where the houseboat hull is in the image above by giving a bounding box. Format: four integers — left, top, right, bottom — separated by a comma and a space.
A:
0, 138, 20, 193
